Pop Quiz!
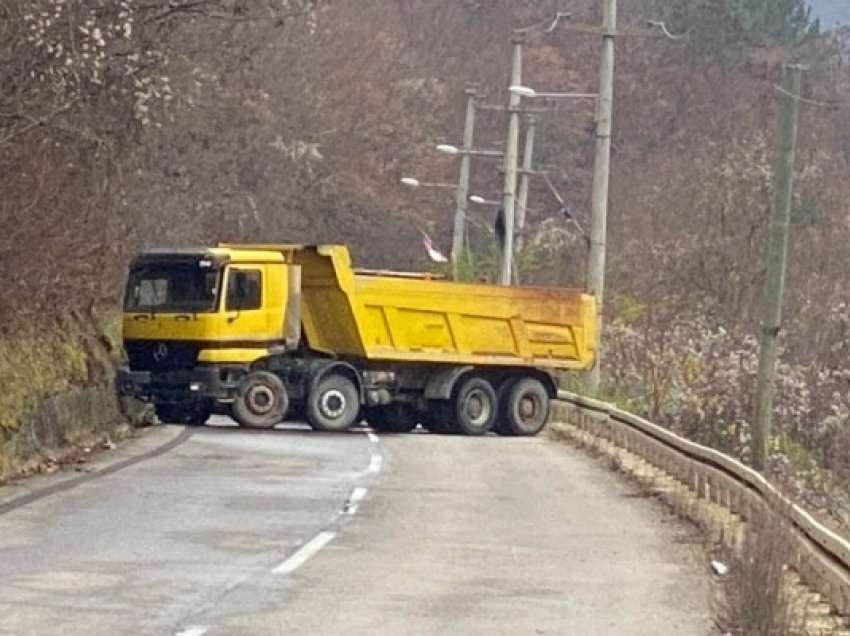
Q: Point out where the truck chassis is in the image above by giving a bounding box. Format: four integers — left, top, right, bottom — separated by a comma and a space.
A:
120, 355, 555, 436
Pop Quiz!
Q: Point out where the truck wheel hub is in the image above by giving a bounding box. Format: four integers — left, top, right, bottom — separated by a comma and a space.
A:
464, 390, 490, 425
247, 385, 276, 414
519, 396, 538, 422
320, 390, 346, 418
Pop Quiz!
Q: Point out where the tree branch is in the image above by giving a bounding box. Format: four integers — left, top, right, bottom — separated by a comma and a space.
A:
0, 98, 81, 146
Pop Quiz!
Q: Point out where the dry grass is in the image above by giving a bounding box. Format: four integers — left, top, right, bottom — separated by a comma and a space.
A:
716, 506, 804, 636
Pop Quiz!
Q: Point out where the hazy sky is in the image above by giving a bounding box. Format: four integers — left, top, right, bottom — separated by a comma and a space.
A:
808, 0, 850, 28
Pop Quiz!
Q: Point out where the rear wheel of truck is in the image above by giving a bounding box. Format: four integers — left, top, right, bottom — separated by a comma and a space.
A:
453, 376, 497, 436
307, 374, 360, 432
367, 404, 418, 433
423, 401, 455, 434
231, 371, 288, 429
501, 377, 549, 436
494, 379, 517, 436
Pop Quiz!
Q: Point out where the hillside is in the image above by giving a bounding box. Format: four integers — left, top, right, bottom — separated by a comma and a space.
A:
3, 0, 850, 513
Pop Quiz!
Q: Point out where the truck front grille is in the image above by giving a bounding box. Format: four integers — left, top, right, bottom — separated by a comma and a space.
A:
125, 340, 200, 372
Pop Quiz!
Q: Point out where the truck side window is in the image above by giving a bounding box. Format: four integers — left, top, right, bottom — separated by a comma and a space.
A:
226, 270, 262, 311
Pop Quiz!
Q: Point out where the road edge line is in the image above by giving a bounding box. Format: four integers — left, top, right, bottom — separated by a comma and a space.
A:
0, 426, 195, 516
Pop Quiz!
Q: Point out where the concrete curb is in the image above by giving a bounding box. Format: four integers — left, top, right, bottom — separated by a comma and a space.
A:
0, 424, 191, 516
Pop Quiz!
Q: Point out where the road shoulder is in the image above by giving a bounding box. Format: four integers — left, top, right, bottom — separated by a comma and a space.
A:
0, 424, 189, 514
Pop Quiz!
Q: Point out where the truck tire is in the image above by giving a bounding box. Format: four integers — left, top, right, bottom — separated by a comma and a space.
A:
231, 371, 288, 429
307, 373, 360, 432
368, 404, 418, 433
453, 376, 497, 436
494, 379, 517, 436
501, 377, 549, 436
423, 400, 455, 434
155, 403, 212, 427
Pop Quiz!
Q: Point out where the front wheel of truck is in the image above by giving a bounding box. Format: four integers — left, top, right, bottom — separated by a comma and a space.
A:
306, 374, 360, 432
231, 371, 289, 429
155, 403, 212, 427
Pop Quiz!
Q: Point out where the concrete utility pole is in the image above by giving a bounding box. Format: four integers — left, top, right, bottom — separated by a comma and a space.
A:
499, 32, 525, 286
752, 64, 804, 473
515, 114, 538, 255
586, 0, 617, 394
451, 87, 479, 281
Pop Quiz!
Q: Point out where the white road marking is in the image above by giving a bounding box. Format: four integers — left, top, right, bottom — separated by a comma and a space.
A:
345, 486, 368, 515
367, 452, 383, 474
175, 627, 208, 636
367, 432, 379, 444
273, 531, 336, 575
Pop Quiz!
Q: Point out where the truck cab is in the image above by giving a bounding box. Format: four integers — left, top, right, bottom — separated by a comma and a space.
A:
120, 247, 301, 425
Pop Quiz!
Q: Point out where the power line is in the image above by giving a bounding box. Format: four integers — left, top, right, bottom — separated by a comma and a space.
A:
773, 83, 850, 109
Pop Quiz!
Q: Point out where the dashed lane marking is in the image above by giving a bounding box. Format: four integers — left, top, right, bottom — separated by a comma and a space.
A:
367, 452, 382, 474
175, 626, 209, 636
345, 487, 368, 515
273, 531, 337, 575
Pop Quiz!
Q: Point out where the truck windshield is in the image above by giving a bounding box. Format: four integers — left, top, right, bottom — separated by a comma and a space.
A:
125, 263, 221, 313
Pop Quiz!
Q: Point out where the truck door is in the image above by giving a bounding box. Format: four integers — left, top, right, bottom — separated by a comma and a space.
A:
223, 265, 272, 342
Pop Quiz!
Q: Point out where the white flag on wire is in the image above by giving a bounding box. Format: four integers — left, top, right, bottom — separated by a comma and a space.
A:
419, 229, 449, 263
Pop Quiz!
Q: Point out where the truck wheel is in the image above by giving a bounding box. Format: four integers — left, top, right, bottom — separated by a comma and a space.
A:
494, 379, 517, 436
453, 376, 497, 436
307, 374, 360, 432
231, 371, 288, 429
502, 378, 549, 436
368, 405, 418, 433
423, 401, 455, 434
155, 403, 212, 427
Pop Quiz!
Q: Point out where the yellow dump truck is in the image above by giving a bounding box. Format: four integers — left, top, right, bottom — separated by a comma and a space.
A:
119, 244, 596, 436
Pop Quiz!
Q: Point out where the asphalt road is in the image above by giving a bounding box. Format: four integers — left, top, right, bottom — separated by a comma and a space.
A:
0, 418, 715, 635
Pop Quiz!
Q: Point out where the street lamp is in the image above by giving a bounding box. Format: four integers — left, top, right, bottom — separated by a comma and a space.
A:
509, 85, 597, 100
436, 144, 504, 158
400, 177, 457, 190
470, 194, 539, 214
468, 194, 501, 207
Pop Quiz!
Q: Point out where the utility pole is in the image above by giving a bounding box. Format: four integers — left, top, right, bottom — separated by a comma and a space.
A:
752, 64, 804, 472
515, 114, 538, 255
451, 86, 479, 281
586, 0, 617, 394
499, 32, 525, 286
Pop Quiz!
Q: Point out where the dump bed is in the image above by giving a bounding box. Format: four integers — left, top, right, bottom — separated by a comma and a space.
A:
293, 245, 596, 371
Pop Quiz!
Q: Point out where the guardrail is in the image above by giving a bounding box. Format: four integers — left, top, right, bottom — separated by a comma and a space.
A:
552, 390, 850, 617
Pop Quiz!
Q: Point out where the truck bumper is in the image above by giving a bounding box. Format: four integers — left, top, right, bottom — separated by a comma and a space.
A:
117, 365, 246, 405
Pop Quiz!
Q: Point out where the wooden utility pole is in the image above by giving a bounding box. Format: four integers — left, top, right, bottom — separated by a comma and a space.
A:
586, 0, 617, 394
451, 87, 479, 280
499, 32, 525, 286
752, 64, 804, 472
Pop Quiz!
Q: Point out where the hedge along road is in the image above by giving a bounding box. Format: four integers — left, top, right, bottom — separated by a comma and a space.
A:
0, 417, 716, 636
